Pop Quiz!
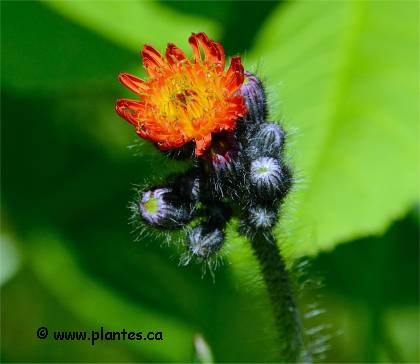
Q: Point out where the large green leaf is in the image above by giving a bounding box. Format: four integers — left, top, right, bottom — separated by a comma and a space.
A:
247, 1, 419, 257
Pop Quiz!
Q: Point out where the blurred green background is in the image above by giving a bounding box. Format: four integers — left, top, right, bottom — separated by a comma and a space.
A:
1, 1, 419, 362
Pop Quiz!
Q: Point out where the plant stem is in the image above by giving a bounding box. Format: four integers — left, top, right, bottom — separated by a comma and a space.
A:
250, 231, 312, 363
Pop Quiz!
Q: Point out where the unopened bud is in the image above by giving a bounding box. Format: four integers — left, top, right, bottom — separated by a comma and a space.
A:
241, 71, 266, 125
202, 133, 244, 199
249, 157, 282, 199
248, 205, 277, 230
186, 224, 224, 259
139, 188, 191, 229
248, 123, 285, 158
204, 133, 242, 174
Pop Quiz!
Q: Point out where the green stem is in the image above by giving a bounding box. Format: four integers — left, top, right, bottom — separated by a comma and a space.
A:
250, 231, 312, 363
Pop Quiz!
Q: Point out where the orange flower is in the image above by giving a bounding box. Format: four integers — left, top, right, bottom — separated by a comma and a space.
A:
116, 32, 247, 156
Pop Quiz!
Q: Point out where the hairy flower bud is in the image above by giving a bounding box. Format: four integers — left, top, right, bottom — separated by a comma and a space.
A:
204, 133, 242, 174
241, 71, 266, 125
249, 157, 282, 199
186, 224, 224, 259
247, 123, 285, 159
248, 205, 277, 230
202, 132, 244, 199
139, 188, 192, 229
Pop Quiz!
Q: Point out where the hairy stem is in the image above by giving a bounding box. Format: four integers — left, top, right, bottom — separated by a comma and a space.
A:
250, 231, 312, 363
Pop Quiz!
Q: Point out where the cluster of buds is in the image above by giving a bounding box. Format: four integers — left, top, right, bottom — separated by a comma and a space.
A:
116, 33, 292, 265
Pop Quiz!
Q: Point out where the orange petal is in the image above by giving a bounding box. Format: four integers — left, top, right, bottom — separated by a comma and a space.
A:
165, 43, 186, 65
195, 133, 212, 156
115, 99, 144, 126
116, 98, 144, 111
141, 45, 168, 76
227, 95, 247, 112
157, 138, 186, 150
196, 32, 224, 68
215, 42, 225, 71
118, 73, 147, 94
135, 127, 152, 141
188, 33, 202, 61
224, 56, 244, 92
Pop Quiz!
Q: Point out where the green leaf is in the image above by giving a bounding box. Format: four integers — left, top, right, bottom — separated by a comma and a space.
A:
42, 0, 220, 52
248, 1, 419, 257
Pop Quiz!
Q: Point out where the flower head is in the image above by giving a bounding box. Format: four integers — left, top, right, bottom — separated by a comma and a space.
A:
116, 32, 247, 156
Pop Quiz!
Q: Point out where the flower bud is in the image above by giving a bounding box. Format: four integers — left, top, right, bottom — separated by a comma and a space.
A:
241, 71, 266, 125
204, 133, 242, 174
247, 123, 285, 159
139, 187, 192, 229
186, 224, 224, 259
249, 156, 282, 199
248, 205, 277, 230
202, 132, 244, 199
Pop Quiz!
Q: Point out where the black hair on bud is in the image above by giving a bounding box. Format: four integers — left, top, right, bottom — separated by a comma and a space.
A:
139, 187, 193, 229
201, 132, 245, 199
186, 224, 224, 260
160, 141, 195, 160
278, 163, 294, 198
170, 169, 202, 203
206, 202, 232, 228
247, 123, 285, 159
249, 156, 283, 199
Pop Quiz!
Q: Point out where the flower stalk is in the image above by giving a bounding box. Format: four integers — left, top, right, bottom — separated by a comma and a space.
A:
250, 231, 312, 363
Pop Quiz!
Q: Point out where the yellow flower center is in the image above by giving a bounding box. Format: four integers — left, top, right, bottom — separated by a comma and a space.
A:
146, 63, 225, 139
143, 196, 159, 214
